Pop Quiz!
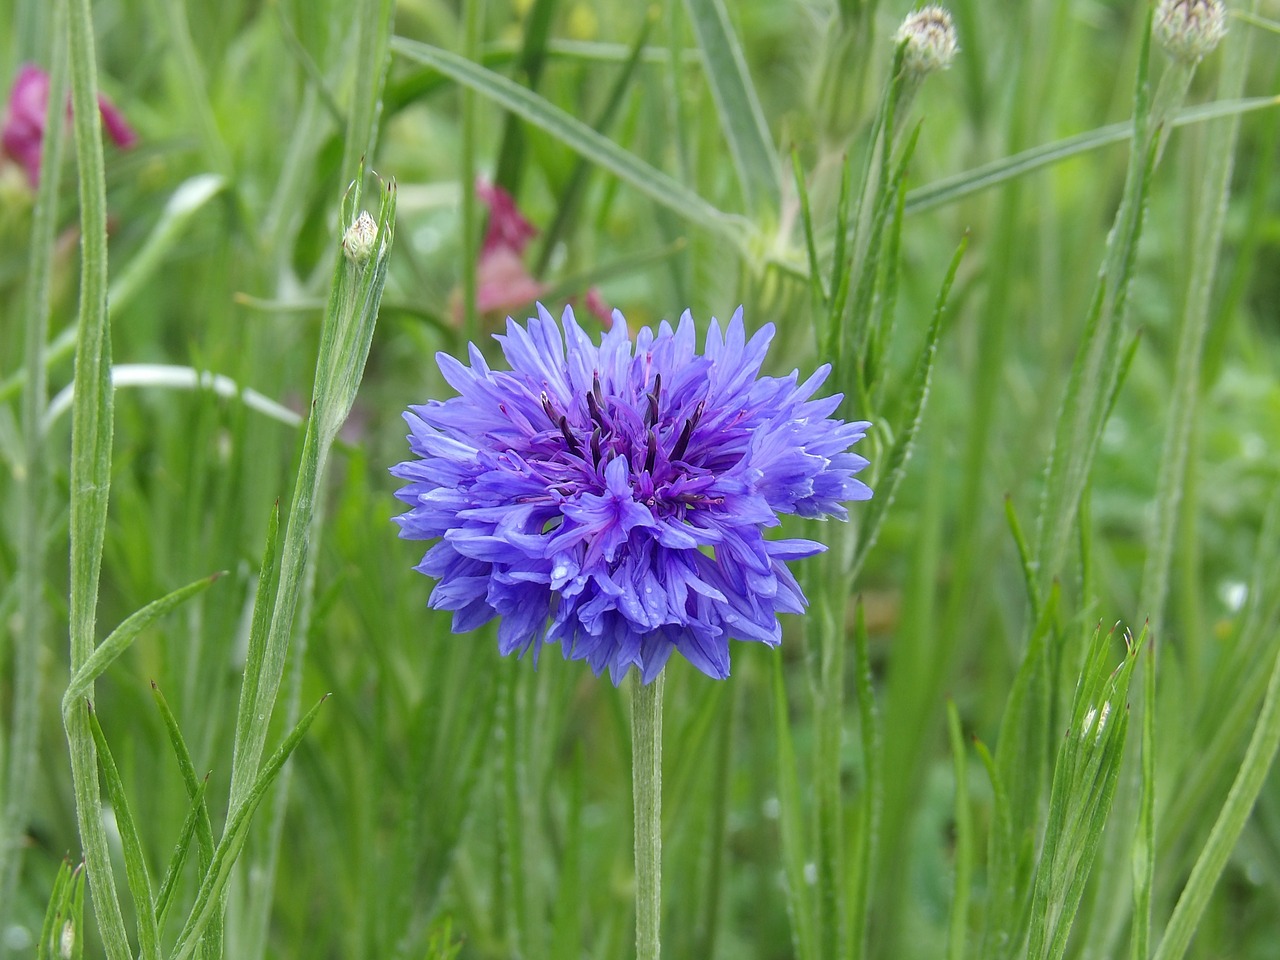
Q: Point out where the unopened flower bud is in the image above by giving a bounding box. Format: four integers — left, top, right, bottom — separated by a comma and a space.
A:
59, 920, 74, 960
895, 6, 958, 76
1154, 0, 1227, 64
342, 210, 378, 264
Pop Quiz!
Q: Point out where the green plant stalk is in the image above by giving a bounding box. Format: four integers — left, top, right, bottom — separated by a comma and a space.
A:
946, 702, 973, 960
227, 172, 396, 818
460, 0, 484, 340
60, 0, 134, 952
631, 673, 665, 960
1152, 633, 1280, 960
339, 0, 395, 184
0, 0, 66, 932
1139, 9, 1253, 636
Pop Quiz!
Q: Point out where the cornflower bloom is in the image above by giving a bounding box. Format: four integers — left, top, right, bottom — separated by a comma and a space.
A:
392, 305, 871, 683
1, 63, 136, 187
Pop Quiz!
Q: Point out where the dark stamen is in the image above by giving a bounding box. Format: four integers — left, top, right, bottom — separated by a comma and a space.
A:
540, 391, 558, 424
644, 431, 657, 474
671, 417, 695, 463
590, 428, 603, 466
592, 372, 605, 406
587, 390, 606, 429
558, 416, 581, 453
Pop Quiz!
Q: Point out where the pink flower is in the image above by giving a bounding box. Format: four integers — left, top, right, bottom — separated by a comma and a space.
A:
460, 179, 614, 325
2, 64, 137, 187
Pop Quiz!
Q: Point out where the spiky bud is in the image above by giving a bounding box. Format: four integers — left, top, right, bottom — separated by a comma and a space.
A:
895, 6, 959, 76
1154, 0, 1227, 64
342, 210, 378, 264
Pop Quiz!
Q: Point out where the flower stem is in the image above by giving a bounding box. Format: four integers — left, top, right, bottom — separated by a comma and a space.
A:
631, 672, 664, 960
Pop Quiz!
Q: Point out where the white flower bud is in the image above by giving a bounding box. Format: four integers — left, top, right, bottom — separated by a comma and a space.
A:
59, 920, 75, 960
342, 210, 379, 264
895, 6, 959, 76
1154, 0, 1227, 64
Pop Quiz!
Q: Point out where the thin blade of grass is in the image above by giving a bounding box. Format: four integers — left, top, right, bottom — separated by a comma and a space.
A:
946, 701, 973, 960
63, 0, 130, 951
62, 573, 221, 714
850, 231, 967, 581
154, 774, 211, 932
170, 695, 330, 960
391, 37, 739, 239
680, 0, 780, 217
537, 12, 653, 275
904, 96, 1279, 216
772, 652, 816, 960
85, 704, 161, 960
150, 683, 216, 875
493, 0, 559, 196
847, 601, 880, 960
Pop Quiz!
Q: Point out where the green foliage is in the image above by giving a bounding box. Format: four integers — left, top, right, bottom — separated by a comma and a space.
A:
1, 0, 1278, 959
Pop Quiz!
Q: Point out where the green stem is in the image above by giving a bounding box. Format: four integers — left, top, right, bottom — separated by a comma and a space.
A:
1151, 633, 1280, 960
0, 0, 66, 929
631, 673, 665, 960
62, 0, 131, 953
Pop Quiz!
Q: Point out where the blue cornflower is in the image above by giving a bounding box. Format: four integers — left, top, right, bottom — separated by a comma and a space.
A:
392, 304, 871, 684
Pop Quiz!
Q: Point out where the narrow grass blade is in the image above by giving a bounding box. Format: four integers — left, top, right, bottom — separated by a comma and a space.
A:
150, 683, 216, 874
847, 601, 880, 960
946, 701, 973, 960
1129, 635, 1156, 960
850, 232, 967, 581
64, 0, 130, 951
170, 696, 330, 960
391, 37, 739, 239
339, 0, 396, 187
904, 96, 1280, 216
790, 149, 826, 308
772, 652, 817, 960
493, 0, 559, 195
681, 0, 780, 217
1, 0, 66, 932
155, 774, 210, 932
1003, 495, 1041, 620
109, 174, 227, 315
537, 13, 652, 274
85, 705, 161, 960
1152, 634, 1280, 960
37, 861, 85, 960
62, 573, 221, 714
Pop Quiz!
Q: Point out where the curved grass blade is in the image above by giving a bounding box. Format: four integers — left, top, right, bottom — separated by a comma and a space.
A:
85, 704, 161, 960
390, 37, 739, 239
772, 652, 817, 960
45, 365, 303, 432
155, 774, 210, 932
681, 0, 780, 217
170, 695, 330, 960
150, 683, 216, 873
62, 573, 222, 715
947, 701, 973, 960
850, 232, 967, 581
904, 96, 1279, 216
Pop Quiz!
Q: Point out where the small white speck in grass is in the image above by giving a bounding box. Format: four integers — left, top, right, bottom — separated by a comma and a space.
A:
1219, 580, 1248, 612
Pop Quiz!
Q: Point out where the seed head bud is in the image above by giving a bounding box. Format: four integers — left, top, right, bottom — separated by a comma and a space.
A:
895, 6, 959, 76
1154, 0, 1227, 64
342, 210, 378, 264
59, 920, 75, 960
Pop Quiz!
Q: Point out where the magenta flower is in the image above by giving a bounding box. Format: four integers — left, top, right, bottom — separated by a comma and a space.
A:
2, 63, 137, 187
459, 181, 613, 323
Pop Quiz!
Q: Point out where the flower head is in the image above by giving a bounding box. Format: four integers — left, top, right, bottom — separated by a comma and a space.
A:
2, 64, 137, 188
1154, 0, 1227, 64
894, 6, 959, 76
392, 305, 871, 684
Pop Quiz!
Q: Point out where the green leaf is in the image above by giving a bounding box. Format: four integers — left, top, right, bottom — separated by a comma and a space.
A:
772, 652, 817, 960
681, 0, 780, 217
850, 231, 967, 581
155, 774, 211, 932
904, 96, 1280, 217
170, 695, 330, 960
62, 573, 221, 716
947, 702, 973, 960
390, 37, 740, 240
86, 705, 161, 960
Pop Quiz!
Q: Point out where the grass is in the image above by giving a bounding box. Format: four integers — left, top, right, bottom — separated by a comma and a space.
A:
1, 0, 1279, 958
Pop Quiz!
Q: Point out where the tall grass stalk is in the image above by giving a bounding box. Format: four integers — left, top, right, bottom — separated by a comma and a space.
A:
0, 0, 66, 935
60, 0, 131, 953
631, 673, 665, 960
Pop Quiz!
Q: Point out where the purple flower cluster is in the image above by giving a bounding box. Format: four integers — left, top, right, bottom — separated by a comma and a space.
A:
392, 305, 871, 683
